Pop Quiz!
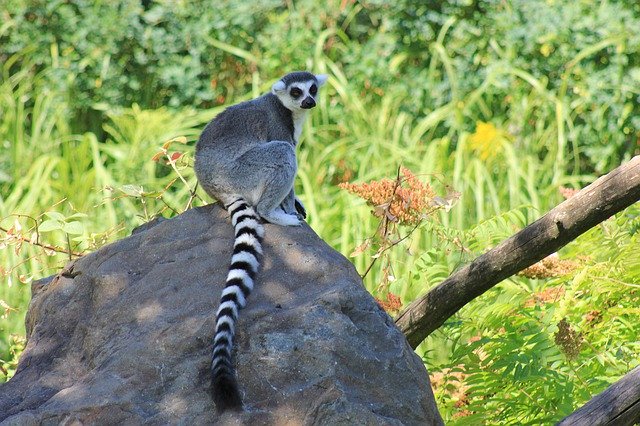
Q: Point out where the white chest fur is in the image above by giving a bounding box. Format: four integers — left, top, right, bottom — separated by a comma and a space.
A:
291, 110, 308, 144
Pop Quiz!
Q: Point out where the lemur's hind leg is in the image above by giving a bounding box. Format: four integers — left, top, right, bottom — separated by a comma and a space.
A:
280, 189, 306, 219
231, 141, 301, 226
280, 188, 296, 215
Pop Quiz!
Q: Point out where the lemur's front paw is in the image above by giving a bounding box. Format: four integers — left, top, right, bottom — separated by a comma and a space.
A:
294, 198, 307, 219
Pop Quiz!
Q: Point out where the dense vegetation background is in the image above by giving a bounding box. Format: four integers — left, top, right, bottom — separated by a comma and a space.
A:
1, 0, 639, 423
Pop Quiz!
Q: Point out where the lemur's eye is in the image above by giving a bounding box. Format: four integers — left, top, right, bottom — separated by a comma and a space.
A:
309, 84, 317, 95
290, 88, 302, 98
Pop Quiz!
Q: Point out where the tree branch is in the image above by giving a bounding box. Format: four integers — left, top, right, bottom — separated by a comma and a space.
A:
558, 365, 640, 425
395, 155, 640, 349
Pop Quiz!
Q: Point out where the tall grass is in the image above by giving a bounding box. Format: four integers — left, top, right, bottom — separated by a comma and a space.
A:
0, 59, 216, 359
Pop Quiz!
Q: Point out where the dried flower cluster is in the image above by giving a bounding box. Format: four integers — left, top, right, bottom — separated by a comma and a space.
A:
339, 168, 437, 225
559, 186, 579, 199
554, 318, 583, 359
519, 254, 579, 279
524, 285, 566, 308
430, 365, 470, 418
374, 292, 403, 316
584, 309, 603, 325
332, 159, 355, 185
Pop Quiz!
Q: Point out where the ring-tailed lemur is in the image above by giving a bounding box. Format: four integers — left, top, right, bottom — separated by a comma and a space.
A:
194, 71, 327, 412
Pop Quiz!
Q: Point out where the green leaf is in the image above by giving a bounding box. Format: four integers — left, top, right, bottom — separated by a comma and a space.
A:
66, 213, 89, 220
44, 212, 66, 222
39, 219, 63, 232
62, 221, 84, 235
120, 184, 144, 197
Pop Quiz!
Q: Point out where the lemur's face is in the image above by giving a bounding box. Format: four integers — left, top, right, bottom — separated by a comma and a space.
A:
272, 73, 328, 112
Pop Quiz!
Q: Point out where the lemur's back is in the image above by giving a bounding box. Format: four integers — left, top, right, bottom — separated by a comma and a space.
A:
196, 93, 294, 154
193, 72, 327, 412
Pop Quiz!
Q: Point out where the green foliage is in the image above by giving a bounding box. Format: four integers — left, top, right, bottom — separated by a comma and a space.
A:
1, 1, 639, 422
379, 0, 640, 173
0, 334, 24, 380
425, 205, 640, 423
0, 0, 354, 132
2, 1, 638, 169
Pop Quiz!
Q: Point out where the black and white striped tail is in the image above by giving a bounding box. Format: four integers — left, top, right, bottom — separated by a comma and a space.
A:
211, 198, 264, 412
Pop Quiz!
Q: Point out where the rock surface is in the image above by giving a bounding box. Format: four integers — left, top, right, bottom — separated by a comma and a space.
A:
0, 204, 443, 425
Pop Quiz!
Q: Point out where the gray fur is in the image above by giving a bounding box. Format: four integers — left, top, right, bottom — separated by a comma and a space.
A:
195, 71, 326, 225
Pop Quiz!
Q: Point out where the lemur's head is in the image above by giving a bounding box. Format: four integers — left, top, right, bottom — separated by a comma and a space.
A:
272, 72, 328, 112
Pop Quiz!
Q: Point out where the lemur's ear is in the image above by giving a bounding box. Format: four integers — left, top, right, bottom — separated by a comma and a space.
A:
272, 80, 286, 93
315, 74, 328, 87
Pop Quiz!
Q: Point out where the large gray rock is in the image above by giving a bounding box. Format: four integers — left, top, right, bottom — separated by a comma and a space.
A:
0, 204, 443, 425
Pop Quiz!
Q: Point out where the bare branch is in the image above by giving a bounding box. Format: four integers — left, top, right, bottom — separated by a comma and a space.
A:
0, 225, 84, 257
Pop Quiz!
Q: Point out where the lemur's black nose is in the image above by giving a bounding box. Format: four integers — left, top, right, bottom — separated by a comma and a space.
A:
301, 97, 316, 109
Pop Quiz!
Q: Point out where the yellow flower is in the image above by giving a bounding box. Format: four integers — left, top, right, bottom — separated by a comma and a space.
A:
540, 42, 553, 57
469, 121, 508, 161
